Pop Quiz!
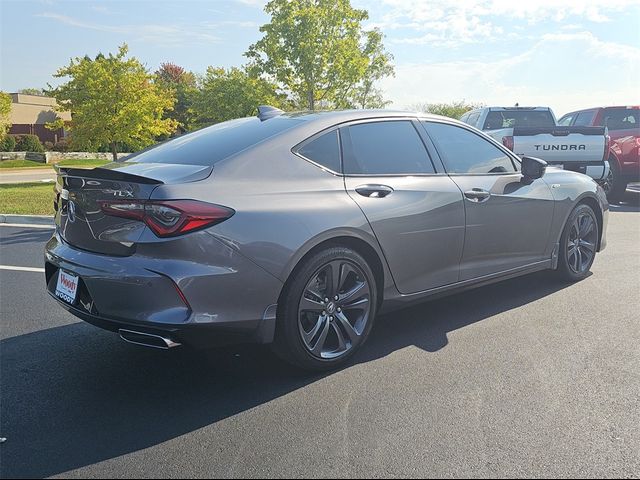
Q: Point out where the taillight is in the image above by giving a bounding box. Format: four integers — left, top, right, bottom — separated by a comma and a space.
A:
502, 136, 514, 151
604, 134, 611, 161
99, 200, 234, 237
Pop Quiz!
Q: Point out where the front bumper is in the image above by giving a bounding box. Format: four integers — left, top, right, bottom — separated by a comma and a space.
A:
44, 230, 283, 347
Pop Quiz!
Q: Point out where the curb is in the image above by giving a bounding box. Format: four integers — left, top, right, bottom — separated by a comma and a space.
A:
0, 214, 54, 226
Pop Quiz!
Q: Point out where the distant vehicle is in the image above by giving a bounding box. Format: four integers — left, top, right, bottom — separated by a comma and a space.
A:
46, 109, 608, 371
460, 106, 609, 184
558, 106, 640, 201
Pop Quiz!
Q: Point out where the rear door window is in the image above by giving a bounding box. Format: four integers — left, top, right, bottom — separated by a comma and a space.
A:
573, 110, 596, 126
342, 121, 435, 175
128, 117, 303, 166
483, 110, 555, 130
466, 112, 480, 128
557, 114, 574, 126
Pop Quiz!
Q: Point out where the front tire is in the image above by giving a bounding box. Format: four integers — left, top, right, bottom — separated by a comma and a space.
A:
556, 204, 599, 282
273, 246, 378, 371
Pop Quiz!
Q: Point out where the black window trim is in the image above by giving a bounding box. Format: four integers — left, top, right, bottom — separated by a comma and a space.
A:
420, 118, 522, 176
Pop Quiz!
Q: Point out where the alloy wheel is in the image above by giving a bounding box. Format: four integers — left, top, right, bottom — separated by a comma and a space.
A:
298, 259, 371, 359
567, 213, 597, 274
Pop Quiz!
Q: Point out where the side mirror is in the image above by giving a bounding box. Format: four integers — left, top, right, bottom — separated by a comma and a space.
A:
521, 156, 547, 181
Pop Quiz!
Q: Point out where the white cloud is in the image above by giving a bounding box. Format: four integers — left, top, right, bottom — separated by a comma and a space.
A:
37, 12, 220, 46
376, 0, 640, 46
382, 31, 640, 116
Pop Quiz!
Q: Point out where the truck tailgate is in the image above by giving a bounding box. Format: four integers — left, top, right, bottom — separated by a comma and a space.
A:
512, 126, 606, 164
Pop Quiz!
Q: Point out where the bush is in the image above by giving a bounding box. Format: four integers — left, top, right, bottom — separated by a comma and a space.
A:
53, 138, 70, 152
0, 135, 16, 152
14, 134, 45, 153
43, 141, 54, 151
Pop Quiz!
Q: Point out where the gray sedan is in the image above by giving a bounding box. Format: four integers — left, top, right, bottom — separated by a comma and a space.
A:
45, 109, 608, 370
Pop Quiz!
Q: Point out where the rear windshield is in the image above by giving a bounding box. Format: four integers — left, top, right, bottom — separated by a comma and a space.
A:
483, 110, 555, 130
601, 108, 639, 130
128, 117, 303, 166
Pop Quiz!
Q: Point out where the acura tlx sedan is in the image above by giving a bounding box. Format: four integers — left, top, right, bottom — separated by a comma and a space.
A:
45, 108, 608, 370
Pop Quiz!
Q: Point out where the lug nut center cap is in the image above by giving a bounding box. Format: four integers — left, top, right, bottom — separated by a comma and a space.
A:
326, 302, 336, 315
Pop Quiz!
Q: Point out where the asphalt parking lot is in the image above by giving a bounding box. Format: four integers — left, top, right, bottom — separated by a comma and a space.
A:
1, 192, 639, 479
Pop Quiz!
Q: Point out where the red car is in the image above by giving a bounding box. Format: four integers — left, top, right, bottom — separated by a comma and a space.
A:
558, 106, 640, 201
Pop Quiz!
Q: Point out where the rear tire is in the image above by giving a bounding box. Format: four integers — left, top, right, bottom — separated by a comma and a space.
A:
603, 159, 627, 203
273, 246, 378, 371
556, 204, 599, 282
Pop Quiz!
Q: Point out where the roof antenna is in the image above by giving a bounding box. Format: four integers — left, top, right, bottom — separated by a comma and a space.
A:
515, 102, 519, 107
257, 105, 284, 121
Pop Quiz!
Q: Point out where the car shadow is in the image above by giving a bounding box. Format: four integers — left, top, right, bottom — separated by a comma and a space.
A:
0, 270, 576, 478
609, 187, 640, 212
0, 228, 53, 246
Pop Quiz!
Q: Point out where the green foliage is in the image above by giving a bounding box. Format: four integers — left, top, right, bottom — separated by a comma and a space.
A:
336, 28, 394, 109
48, 44, 177, 160
18, 88, 45, 96
192, 66, 286, 127
0, 134, 16, 152
0, 91, 11, 138
13, 134, 45, 153
154, 62, 198, 132
411, 100, 484, 119
246, 0, 394, 110
53, 138, 70, 152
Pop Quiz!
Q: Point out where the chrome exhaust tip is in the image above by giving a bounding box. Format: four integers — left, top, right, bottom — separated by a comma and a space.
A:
118, 329, 181, 350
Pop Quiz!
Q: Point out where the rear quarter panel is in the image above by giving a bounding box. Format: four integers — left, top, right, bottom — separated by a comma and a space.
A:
151, 138, 396, 294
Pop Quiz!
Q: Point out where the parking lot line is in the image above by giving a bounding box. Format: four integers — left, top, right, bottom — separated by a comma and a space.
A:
0, 265, 45, 273
0, 223, 54, 229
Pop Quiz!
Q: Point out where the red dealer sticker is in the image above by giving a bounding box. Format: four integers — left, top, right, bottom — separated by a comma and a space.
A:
55, 270, 79, 305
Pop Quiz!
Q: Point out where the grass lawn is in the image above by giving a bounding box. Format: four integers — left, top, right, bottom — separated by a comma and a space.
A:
0, 158, 111, 169
0, 159, 49, 168
0, 182, 55, 215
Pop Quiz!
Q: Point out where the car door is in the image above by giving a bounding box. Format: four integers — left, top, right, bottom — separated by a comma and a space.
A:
421, 120, 555, 281
341, 119, 466, 294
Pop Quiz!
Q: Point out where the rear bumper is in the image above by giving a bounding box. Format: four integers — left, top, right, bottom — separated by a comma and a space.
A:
44, 230, 283, 347
547, 160, 609, 181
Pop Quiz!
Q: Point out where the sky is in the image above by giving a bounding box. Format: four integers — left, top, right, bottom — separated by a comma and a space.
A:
1, 0, 639, 117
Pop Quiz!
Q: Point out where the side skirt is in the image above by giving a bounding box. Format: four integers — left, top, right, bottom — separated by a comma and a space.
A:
380, 259, 553, 314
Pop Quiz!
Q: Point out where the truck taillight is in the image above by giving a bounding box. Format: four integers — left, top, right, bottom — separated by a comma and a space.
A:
99, 200, 235, 238
604, 134, 611, 161
502, 136, 514, 151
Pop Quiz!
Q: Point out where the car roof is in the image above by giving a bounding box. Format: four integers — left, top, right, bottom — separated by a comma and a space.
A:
273, 108, 464, 131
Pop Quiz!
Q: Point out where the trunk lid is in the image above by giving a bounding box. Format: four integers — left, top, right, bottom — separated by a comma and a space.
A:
55, 162, 212, 255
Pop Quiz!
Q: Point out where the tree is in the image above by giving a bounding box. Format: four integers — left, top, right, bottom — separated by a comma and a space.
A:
18, 88, 45, 96
154, 62, 197, 132
48, 44, 177, 160
246, 0, 393, 110
0, 92, 11, 138
192, 66, 286, 127
337, 28, 394, 109
410, 100, 484, 119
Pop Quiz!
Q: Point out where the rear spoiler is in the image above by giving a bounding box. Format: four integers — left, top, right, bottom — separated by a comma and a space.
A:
513, 126, 606, 137
55, 165, 164, 185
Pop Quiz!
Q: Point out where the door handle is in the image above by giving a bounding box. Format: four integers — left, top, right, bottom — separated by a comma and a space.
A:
355, 184, 394, 198
464, 188, 491, 203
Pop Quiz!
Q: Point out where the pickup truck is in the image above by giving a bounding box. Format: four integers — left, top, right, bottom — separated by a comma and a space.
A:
558, 106, 639, 201
460, 106, 609, 184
